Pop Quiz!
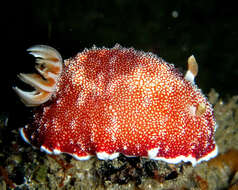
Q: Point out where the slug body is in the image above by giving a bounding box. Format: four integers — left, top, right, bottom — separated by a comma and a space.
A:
13, 44, 218, 166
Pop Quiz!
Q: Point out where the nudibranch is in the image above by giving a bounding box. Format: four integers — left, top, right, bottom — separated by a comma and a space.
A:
13, 44, 218, 166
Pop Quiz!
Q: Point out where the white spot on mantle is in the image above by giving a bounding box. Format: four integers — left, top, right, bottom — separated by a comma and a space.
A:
148, 147, 160, 159
97, 152, 119, 160
189, 105, 196, 116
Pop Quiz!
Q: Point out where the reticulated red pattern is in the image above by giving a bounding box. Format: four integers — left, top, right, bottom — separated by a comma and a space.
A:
22, 45, 217, 165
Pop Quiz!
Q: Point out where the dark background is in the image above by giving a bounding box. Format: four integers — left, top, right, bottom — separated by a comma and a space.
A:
1, 0, 238, 126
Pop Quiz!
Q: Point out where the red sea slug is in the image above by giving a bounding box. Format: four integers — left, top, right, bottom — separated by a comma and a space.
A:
13, 44, 218, 166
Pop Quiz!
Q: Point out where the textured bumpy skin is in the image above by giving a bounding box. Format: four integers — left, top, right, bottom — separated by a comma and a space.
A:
16, 44, 218, 166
